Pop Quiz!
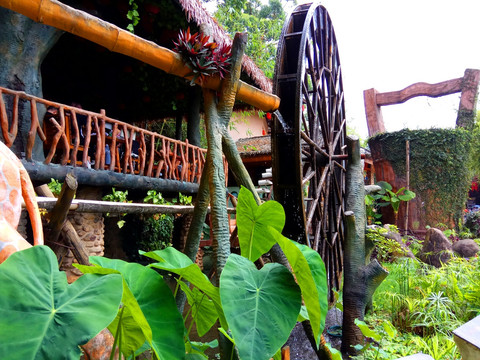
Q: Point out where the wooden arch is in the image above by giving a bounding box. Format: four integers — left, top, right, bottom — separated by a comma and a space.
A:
364, 68, 480, 136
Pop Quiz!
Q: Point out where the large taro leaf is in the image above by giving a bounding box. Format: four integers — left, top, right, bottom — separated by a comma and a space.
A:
220, 254, 301, 360
236, 186, 285, 262
75, 263, 149, 358
80, 257, 185, 360
142, 247, 226, 328
276, 234, 328, 347
0, 246, 122, 360
178, 281, 218, 337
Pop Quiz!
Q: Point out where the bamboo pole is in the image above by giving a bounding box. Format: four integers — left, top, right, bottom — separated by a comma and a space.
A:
0, 0, 280, 112
404, 139, 410, 235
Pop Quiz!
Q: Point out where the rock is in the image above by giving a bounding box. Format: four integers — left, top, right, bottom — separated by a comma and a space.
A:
452, 239, 480, 258
419, 228, 453, 267
80, 329, 120, 360
285, 323, 317, 360
285, 308, 344, 360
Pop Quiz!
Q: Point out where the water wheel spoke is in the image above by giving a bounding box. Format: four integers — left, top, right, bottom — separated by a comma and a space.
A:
273, 3, 346, 301
301, 130, 329, 158
306, 166, 328, 230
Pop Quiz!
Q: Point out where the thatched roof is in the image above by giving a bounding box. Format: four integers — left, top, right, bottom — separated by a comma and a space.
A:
236, 135, 271, 157
177, 0, 273, 93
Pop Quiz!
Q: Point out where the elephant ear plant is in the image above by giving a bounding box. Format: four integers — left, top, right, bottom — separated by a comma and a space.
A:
143, 187, 332, 360
0, 188, 332, 360
0, 246, 123, 360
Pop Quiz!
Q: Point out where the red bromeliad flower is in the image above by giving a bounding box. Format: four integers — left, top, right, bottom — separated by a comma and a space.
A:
173, 27, 232, 85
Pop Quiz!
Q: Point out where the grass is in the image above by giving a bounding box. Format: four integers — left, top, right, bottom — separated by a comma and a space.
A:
351, 247, 480, 359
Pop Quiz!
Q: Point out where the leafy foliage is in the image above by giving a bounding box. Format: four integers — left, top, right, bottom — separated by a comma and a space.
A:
366, 181, 416, 225
102, 187, 131, 228
0, 246, 123, 360
76, 257, 185, 360
361, 255, 480, 359
47, 177, 62, 197
214, 0, 286, 78
173, 27, 232, 85
369, 128, 472, 227
236, 186, 284, 261
366, 226, 408, 262
1, 188, 329, 360
220, 254, 301, 360
126, 0, 140, 32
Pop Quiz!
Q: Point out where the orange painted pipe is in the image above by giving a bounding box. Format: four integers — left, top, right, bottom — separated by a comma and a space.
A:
0, 0, 280, 112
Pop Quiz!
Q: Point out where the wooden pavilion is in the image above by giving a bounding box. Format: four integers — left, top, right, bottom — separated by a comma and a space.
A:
0, 0, 274, 194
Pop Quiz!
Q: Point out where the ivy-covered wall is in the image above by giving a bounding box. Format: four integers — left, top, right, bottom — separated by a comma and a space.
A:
369, 128, 472, 229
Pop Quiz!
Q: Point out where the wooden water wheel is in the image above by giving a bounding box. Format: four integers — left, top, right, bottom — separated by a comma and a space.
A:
272, 2, 347, 299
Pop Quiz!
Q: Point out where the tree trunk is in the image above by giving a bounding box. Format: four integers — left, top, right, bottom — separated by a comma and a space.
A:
0, 8, 63, 158
187, 86, 202, 147
341, 137, 388, 355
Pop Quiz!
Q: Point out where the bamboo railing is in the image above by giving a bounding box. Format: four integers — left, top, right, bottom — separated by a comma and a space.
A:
0, 86, 226, 184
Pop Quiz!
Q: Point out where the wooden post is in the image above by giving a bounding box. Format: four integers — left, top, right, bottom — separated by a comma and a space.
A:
35, 179, 90, 265
48, 172, 77, 243
457, 68, 480, 129
404, 140, 410, 234
363, 88, 385, 137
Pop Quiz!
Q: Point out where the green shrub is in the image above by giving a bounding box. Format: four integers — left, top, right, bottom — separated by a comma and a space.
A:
368, 128, 472, 228
138, 213, 174, 252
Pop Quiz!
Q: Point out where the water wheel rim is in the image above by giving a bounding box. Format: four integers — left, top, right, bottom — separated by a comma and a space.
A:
272, 1, 347, 299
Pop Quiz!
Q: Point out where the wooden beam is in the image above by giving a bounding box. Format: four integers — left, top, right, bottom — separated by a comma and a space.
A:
364, 69, 480, 136
22, 160, 200, 193
375, 78, 463, 106
30, 197, 236, 214
0, 0, 280, 112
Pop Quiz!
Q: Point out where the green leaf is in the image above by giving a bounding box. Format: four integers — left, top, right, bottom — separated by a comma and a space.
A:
354, 319, 382, 342
277, 234, 328, 347
179, 281, 218, 337
236, 186, 285, 262
220, 254, 301, 360
325, 342, 343, 360
365, 194, 374, 206
185, 354, 208, 360
297, 305, 310, 322
382, 320, 397, 339
273, 348, 282, 360
398, 189, 416, 201
377, 181, 392, 191
0, 246, 123, 360
84, 257, 185, 360
75, 264, 152, 357
142, 247, 226, 328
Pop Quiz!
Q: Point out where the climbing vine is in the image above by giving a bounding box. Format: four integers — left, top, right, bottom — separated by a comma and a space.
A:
368, 128, 472, 227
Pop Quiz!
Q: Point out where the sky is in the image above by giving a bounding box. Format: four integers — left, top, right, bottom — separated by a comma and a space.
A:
300, 0, 480, 138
